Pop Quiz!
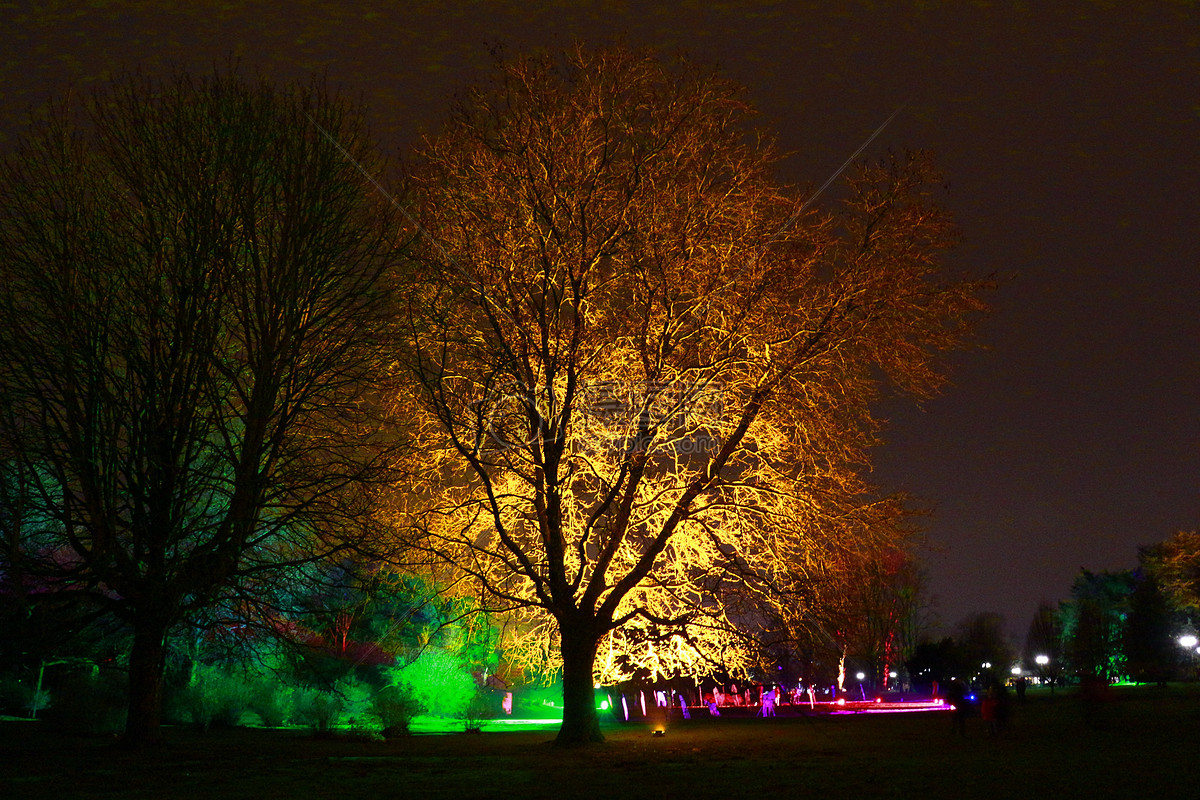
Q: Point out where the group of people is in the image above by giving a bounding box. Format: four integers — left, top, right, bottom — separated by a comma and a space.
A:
705, 683, 786, 714
944, 678, 1012, 736
708, 683, 756, 707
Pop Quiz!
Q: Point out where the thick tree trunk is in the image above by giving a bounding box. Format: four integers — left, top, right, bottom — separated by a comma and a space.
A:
555, 626, 603, 746
123, 618, 170, 747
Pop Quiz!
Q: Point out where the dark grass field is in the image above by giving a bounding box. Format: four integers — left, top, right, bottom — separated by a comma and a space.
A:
3, 685, 1198, 799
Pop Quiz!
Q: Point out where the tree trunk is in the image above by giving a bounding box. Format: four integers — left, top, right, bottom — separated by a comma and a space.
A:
555, 625, 603, 746
123, 617, 170, 747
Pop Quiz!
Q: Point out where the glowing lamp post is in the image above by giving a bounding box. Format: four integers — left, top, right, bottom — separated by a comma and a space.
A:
1035, 654, 1053, 693
1180, 635, 1199, 680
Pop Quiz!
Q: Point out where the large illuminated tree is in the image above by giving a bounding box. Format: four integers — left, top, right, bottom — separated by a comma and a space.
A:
396, 46, 986, 744
0, 70, 403, 745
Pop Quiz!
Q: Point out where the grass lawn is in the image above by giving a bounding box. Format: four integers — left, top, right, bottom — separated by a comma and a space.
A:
2, 684, 1197, 799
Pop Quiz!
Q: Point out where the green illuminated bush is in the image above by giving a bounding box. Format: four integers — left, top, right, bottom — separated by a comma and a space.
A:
395, 648, 476, 719
0, 674, 49, 718
173, 664, 254, 731
336, 677, 378, 737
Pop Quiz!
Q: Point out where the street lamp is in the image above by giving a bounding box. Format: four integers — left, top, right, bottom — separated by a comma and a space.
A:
1180, 635, 1199, 679
1035, 654, 1053, 693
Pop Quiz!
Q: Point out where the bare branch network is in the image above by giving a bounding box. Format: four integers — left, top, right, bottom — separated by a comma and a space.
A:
388, 45, 988, 743
0, 45, 988, 747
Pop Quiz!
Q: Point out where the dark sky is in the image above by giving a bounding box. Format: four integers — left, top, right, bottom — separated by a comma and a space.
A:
3, 1, 1197, 641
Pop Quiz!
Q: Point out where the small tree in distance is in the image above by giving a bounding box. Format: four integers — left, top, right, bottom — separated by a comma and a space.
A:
0, 68, 405, 745
396, 45, 988, 745
1024, 601, 1064, 685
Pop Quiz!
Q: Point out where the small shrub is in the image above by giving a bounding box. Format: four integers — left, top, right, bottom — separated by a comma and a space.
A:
0, 675, 36, 717
460, 689, 497, 733
336, 677, 381, 738
40, 669, 126, 735
372, 683, 423, 737
290, 687, 343, 736
248, 681, 291, 728
337, 678, 374, 724
173, 664, 254, 731
27, 687, 52, 718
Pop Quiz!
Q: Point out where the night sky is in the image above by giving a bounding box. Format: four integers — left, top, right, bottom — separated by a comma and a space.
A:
2, 2, 1197, 641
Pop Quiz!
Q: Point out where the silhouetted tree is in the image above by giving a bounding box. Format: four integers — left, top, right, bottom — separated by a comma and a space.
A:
1024, 601, 1064, 686
805, 542, 929, 690
1122, 569, 1175, 685
1061, 569, 1135, 681
0, 68, 404, 744
956, 612, 1013, 681
905, 637, 967, 693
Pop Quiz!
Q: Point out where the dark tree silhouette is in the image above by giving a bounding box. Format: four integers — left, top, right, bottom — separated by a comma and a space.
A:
955, 611, 1013, 678
1122, 570, 1175, 685
0, 69, 404, 745
1062, 569, 1135, 681
1024, 601, 1064, 687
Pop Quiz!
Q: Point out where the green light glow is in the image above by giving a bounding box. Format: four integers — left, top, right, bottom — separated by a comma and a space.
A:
395, 649, 476, 718
408, 716, 561, 734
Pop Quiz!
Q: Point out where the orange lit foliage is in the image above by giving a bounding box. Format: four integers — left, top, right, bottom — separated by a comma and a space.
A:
803, 540, 927, 689
1145, 530, 1200, 613
395, 46, 986, 743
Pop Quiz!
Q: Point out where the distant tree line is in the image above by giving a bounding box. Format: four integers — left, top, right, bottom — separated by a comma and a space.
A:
906, 529, 1200, 691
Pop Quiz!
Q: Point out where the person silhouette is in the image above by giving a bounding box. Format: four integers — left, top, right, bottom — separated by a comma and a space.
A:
946, 679, 968, 736
761, 685, 776, 717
